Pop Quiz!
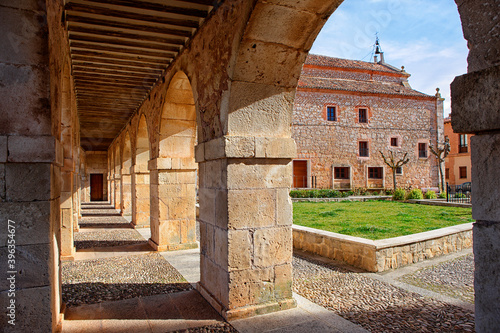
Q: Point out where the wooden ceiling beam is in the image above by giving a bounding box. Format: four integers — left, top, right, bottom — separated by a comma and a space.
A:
70, 40, 176, 59
73, 68, 159, 80
72, 56, 166, 69
69, 34, 180, 52
73, 64, 162, 76
74, 73, 157, 84
65, 3, 200, 28
79, 0, 209, 18
71, 49, 170, 64
68, 26, 186, 46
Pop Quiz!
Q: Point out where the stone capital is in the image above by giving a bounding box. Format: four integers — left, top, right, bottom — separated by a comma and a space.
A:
148, 157, 197, 171
450, 65, 500, 133
195, 136, 297, 162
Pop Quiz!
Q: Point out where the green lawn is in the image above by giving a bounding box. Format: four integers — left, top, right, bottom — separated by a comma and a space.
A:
293, 200, 474, 240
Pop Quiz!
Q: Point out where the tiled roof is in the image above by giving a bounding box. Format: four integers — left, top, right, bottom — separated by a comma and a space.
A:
298, 76, 432, 98
305, 54, 407, 75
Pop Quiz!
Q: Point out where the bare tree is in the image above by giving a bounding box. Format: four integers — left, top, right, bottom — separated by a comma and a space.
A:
380, 150, 410, 191
429, 137, 451, 192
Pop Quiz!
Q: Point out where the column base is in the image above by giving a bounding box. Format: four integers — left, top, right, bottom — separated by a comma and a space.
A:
60, 254, 75, 262
148, 238, 198, 252
130, 222, 150, 229
196, 282, 297, 321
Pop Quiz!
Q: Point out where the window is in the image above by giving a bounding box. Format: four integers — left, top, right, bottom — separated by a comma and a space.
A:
445, 168, 450, 179
395, 166, 402, 175
459, 166, 467, 179
418, 143, 427, 158
359, 141, 369, 157
459, 134, 468, 153
326, 106, 336, 121
390, 137, 398, 147
358, 108, 368, 123
334, 167, 350, 179
368, 167, 383, 179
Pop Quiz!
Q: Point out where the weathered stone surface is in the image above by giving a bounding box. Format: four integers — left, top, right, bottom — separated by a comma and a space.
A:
5, 163, 51, 201
0, 243, 50, 290
227, 159, 292, 190
455, 0, 500, 73
7, 135, 55, 162
450, 65, 500, 133
0, 286, 52, 332
254, 227, 292, 268
0, 164, 5, 201
228, 229, 252, 271
244, 2, 322, 50
228, 189, 275, 229
471, 135, 500, 221
0, 201, 51, 246
0, 136, 7, 162
473, 221, 500, 332
228, 81, 295, 136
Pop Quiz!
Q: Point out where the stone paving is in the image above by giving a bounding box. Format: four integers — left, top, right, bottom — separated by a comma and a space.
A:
398, 254, 474, 304
65, 203, 476, 332
293, 253, 475, 332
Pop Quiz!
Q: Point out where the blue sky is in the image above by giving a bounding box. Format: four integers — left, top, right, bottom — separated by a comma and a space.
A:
310, 0, 469, 117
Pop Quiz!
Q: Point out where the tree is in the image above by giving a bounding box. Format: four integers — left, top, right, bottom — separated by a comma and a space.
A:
429, 137, 450, 192
380, 150, 410, 191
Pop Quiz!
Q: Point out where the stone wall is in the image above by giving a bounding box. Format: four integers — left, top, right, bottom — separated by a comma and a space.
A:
82, 151, 108, 202
292, 70, 442, 190
293, 223, 473, 272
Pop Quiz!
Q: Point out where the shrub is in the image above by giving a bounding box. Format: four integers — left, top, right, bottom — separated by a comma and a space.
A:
438, 191, 446, 199
455, 192, 467, 198
377, 190, 386, 196
406, 188, 424, 200
424, 190, 437, 199
393, 188, 406, 201
289, 189, 342, 198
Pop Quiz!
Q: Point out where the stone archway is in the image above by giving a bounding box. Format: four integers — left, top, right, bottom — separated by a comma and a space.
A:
148, 71, 198, 251
132, 114, 151, 228
121, 132, 132, 216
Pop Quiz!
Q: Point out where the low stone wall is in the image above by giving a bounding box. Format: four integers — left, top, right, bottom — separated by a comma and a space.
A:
292, 196, 392, 203
293, 223, 473, 272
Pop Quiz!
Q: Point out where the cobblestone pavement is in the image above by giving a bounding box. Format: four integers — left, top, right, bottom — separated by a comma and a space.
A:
398, 254, 474, 304
62, 253, 192, 307
74, 229, 146, 249
293, 254, 475, 332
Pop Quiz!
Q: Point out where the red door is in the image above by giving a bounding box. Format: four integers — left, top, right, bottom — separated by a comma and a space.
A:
293, 161, 307, 188
90, 174, 104, 201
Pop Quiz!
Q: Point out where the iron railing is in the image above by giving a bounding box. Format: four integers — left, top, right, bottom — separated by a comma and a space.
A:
446, 182, 471, 204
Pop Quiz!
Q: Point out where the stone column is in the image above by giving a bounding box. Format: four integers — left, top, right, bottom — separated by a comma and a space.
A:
149, 158, 198, 251
121, 167, 132, 217
131, 164, 150, 228
60, 168, 75, 260
195, 136, 296, 320
114, 175, 121, 211
451, 1, 500, 330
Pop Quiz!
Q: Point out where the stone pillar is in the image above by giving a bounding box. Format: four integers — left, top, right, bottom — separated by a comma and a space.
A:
114, 175, 121, 211
195, 136, 296, 320
72, 172, 80, 231
131, 165, 150, 228
60, 169, 75, 259
149, 158, 198, 251
451, 1, 500, 330
121, 167, 132, 217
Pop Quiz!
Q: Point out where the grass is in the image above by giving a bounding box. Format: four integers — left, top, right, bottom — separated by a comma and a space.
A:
293, 200, 474, 240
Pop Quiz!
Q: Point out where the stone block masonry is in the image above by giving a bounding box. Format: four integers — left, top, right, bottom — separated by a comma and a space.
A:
293, 223, 473, 272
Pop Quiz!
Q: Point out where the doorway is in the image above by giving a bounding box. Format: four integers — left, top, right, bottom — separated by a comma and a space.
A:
90, 174, 104, 201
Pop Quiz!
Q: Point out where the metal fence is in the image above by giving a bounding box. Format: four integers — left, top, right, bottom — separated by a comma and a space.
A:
446, 182, 471, 204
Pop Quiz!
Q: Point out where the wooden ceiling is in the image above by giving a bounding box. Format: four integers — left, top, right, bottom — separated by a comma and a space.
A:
64, 0, 215, 151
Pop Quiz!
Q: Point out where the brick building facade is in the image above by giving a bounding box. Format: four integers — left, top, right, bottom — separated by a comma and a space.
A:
292, 54, 444, 190
444, 117, 473, 186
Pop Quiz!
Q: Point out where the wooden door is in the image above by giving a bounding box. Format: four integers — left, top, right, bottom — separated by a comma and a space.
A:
90, 174, 104, 201
293, 160, 307, 188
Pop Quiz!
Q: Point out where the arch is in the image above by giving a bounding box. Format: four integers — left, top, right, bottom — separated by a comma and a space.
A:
149, 71, 197, 251
136, 114, 150, 171
113, 143, 122, 210
159, 71, 196, 158
121, 132, 133, 216
132, 114, 151, 228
